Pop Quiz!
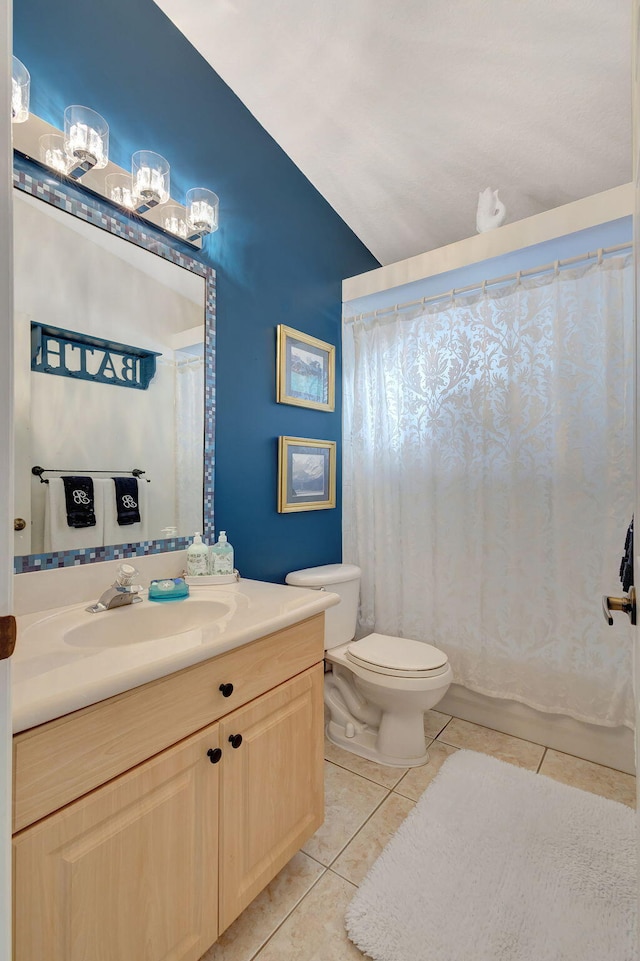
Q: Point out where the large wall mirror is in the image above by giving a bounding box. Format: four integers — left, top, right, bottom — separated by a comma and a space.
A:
13, 154, 216, 573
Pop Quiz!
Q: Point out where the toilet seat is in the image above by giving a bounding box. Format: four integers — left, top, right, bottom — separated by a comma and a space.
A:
346, 633, 449, 679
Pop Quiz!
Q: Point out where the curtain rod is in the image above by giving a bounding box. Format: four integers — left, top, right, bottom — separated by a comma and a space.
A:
345, 242, 632, 324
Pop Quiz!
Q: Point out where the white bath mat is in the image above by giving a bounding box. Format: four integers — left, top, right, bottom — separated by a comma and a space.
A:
346, 750, 636, 961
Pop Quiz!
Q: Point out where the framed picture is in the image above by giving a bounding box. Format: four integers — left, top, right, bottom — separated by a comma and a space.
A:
276, 325, 335, 411
278, 436, 337, 512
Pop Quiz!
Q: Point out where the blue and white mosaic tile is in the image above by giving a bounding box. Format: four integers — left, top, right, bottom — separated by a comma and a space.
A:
13, 153, 216, 574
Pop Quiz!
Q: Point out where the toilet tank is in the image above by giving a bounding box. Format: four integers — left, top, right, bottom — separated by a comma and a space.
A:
285, 563, 361, 650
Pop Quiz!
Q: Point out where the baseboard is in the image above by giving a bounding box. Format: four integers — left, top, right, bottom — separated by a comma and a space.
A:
439, 684, 636, 776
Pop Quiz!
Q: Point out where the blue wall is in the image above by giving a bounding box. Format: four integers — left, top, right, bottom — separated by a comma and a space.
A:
14, 0, 379, 582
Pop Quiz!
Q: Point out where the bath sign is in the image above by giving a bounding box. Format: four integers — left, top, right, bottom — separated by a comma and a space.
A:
31, 323, 161, 391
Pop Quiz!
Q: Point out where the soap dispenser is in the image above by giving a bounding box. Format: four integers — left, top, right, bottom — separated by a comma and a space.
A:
186, 532, 209, 576
209, 531, 234, 575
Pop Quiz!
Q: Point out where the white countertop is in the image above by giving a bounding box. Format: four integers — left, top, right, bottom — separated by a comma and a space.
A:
13, 579, 339, 734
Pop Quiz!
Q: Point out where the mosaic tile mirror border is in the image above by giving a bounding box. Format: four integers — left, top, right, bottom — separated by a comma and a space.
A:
13, 152, 216, 573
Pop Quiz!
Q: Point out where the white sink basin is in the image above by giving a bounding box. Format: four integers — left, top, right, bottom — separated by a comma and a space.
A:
64, 599, 233, 648
21, 596, 234, 651
13, 578, 341, 735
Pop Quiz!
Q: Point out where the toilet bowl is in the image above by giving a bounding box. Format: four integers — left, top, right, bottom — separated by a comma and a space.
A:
285, 565, 452, 768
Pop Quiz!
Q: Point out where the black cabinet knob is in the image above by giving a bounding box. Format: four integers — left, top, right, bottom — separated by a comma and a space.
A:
207, 748, 222, 764
219, 683, 234, 698
228, 733, 243, 749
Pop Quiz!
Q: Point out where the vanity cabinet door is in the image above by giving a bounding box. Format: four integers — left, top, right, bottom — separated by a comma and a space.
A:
218, 663, 324, 933
13, 723, 221, 961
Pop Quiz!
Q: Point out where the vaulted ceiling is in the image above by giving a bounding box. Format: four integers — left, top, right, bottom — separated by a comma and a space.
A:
153, 0, 631, 266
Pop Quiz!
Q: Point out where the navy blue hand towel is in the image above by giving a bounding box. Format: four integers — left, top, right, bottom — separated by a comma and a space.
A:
620, 517, 634, 592
112, 477, 141, 526
62, 476, 96, 528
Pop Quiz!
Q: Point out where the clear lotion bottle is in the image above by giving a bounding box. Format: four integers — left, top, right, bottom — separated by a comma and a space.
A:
209, 531, 234, 575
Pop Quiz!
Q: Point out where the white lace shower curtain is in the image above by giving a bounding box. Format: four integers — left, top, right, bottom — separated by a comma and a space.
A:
343, 256, 634, 728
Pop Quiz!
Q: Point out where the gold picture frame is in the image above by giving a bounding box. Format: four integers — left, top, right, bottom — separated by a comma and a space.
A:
278, 436, 337, 512
276, 325, 335, 412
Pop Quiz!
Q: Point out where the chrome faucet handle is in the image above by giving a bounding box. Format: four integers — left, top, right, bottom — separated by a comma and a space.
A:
85, 564, 144, 613
114, 563, 141, 590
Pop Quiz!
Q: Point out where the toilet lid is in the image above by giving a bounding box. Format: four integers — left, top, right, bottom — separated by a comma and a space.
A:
346, 633, 448, 675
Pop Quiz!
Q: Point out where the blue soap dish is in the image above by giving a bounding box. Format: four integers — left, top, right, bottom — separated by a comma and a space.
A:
148, 578, 190, 602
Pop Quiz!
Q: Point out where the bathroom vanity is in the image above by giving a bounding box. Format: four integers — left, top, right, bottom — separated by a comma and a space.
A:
8, 145, 338, 961
11, 580, 335, 961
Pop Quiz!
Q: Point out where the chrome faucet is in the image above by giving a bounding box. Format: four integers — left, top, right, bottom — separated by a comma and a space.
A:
86, 563, 144, 614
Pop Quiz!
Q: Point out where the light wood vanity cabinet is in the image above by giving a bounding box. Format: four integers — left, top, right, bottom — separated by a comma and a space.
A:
218, 665, 323, 933
14, 722, 222, 961
12, 613, 325, 961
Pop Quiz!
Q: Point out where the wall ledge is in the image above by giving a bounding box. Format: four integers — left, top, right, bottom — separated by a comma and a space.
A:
343, 184, 634, 303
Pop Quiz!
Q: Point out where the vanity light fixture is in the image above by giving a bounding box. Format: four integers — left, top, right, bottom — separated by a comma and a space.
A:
186, 187, 219, 239
162, 205, 189, 240
39, 133, 71, 175
132, 150, 170, 212
14, 88, 220, 239
63, 105, 109, 179
105, 172, 137, 210
11, 56, 30, 123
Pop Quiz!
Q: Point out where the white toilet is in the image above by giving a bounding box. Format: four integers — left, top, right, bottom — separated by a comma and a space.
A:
285, 563, 453, 767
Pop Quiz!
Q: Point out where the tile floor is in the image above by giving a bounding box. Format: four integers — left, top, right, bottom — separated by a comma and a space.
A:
200, 711, 636, 961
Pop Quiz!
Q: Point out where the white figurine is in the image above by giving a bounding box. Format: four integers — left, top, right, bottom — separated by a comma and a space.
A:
476, 188, 506, 233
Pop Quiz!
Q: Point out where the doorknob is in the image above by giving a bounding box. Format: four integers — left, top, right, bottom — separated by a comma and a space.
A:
602, 586, 636, 626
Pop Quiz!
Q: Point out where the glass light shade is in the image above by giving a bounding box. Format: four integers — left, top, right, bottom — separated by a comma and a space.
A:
132, 150, 170, 207
11, 57, 30, 123
105, 172, 136, 210
64, 105, 109, 169
186, 187, 219, 234
39, 134, 70, 175
162, 205, 188, 239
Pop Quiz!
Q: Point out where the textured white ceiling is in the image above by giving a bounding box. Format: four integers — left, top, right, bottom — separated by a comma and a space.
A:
153, 0, 631, 266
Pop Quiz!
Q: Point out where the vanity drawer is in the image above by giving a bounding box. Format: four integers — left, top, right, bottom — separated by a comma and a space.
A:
13, 612, 324, 833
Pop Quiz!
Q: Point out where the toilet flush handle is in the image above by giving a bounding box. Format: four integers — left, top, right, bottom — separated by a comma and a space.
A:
602, 586, 636, 626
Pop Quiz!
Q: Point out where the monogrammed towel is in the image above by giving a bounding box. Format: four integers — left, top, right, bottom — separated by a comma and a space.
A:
62, 475, 96, 528
44, 477, 106, 552
104, 478, 148, 547
112, 477, 141, 526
